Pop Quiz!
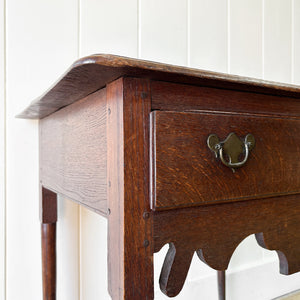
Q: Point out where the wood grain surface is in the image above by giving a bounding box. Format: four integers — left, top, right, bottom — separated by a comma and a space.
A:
40, 88, 107, 216
151, 80, 300, 118
17, 54, 300, 119
42, 223, 56, 300
151, 111, 300, 210
24, 54, 300, 299
40, 186, 57, 223
41, 187, 57, 300
217, 270, 226, 300
107, 78, 124, 299
107, 77, 154, 300
153, 194, 300, 297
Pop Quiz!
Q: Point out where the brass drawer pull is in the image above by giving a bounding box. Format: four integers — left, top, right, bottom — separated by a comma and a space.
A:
207, 132, 255, 172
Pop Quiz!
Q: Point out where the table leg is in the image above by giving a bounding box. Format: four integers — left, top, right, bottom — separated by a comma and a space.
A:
217, 270, 225, 300
107, 78, 154, 299
42, 223, 56, 300
40, 187, 57, 300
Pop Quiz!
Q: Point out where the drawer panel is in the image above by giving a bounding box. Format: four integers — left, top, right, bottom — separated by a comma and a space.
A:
151, 111, 300, 211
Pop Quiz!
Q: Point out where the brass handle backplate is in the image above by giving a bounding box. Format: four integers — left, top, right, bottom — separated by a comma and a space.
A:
207, 132, 255, 172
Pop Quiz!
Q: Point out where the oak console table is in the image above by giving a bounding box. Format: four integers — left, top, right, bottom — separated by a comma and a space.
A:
18, 55, 300, 300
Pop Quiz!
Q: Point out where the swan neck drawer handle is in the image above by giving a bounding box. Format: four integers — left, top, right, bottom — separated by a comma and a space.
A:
207, 132, 255, 172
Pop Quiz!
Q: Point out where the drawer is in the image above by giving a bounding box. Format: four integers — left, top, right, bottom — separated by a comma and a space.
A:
150, 111, 300, 211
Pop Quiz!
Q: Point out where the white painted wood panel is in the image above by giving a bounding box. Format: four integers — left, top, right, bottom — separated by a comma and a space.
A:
80, 0, 138, 57
139, 0, 187, 65
294, 0, 300, 84
0, 0, 6, 299
189, 0, 228, 72
79, 207, 109, 300
230, 0, 263, 77
187, 253, 216, 287
57, 198, 80, 300
228, 236, 264, 272
264, 0, 292, 83
5, 0, 79, 299
227, 260, 300, 300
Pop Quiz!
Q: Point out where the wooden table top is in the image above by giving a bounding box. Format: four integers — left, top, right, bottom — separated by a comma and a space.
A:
17, 54, 300, 120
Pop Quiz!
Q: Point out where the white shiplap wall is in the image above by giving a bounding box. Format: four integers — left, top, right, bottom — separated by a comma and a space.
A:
5, 0, 78, 299
140, 0, 188, 65
1, 1, 300, 299
190, 0, 228, 72
0, 0, 6, 299
294, 0, 300, 84
264, 0, 292, 83
230, 0, 263, 77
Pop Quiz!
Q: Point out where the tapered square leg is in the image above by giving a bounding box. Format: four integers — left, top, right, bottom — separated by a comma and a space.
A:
40, 187, 57, 300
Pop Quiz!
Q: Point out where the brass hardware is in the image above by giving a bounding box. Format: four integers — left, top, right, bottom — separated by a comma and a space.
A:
207, 133, 255, 172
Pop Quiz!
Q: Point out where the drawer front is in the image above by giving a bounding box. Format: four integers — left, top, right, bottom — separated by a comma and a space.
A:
151, 111, 300, 211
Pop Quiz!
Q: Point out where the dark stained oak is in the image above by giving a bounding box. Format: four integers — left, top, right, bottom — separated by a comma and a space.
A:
40, 186, 57, 223
40, 89, 107, 216
17, 54, 300, 119
151, 111, 300, 210
41, 187, 57, 300
159, 243, 194, 297
153, 194, 300, 297
17, 54, 300, 300
217, 271, 226, 300
107, 78, 125, 299
107, 77, 154, 300
42, 223, 56, 300
151, 80, 300, 118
